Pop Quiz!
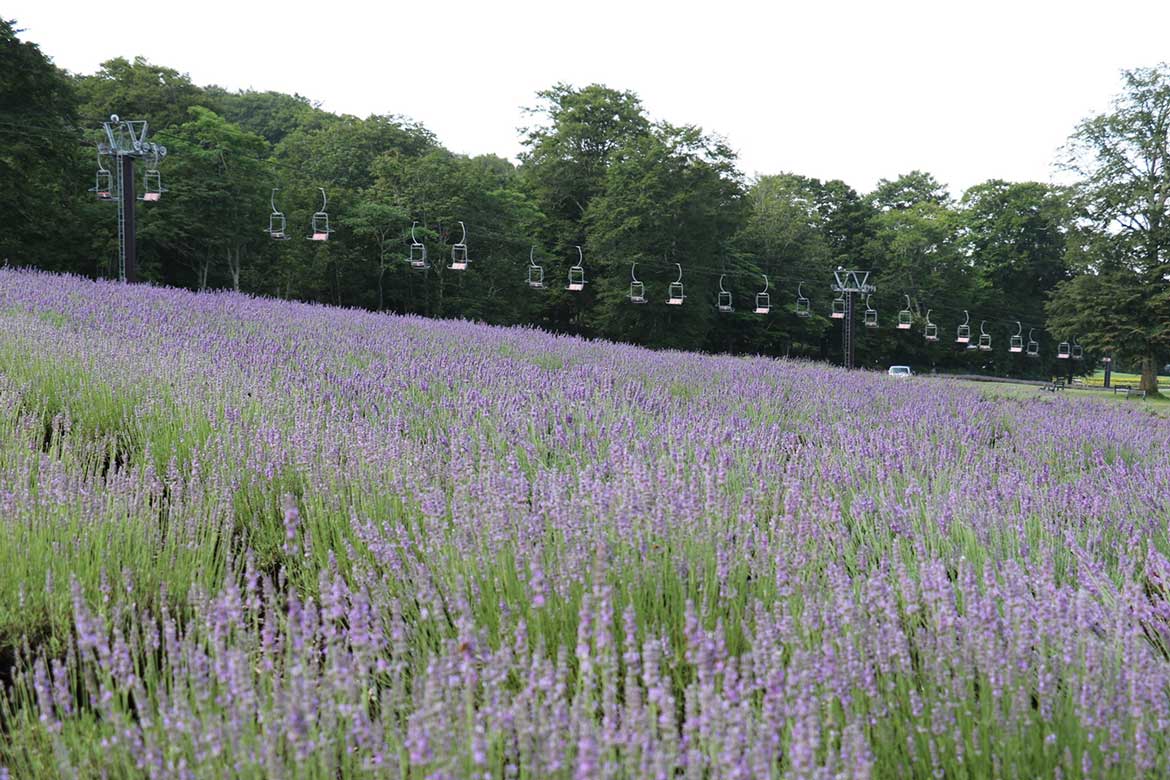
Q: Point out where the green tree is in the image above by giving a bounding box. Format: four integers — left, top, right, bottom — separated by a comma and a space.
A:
585, 124, 745, 349
342, 200, 409, 311
0, 19, 92, 271
521, 84, 651, 227
204, 88, 327, 146
150, 107, 270, 290
867, 173, 971, 371
733, 174, 839, 357
959, 180, 1071, 376
868, 170, 951, 211
1048, 65, 1170, 393
369, 148, 543, 323
76, 57, 204, 131
271, 113, 437, 306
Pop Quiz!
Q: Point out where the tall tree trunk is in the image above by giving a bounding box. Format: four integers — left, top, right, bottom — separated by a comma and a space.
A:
198, 258, 209, 291
378, 264, 386, 311
1141, 353, 1159, 394
228, 246, 241, 292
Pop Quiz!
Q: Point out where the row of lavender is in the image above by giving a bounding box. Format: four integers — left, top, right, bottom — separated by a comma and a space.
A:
0, 269, 1168, 778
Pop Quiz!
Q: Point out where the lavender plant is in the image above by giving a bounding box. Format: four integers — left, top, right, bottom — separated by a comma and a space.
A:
1, 269, 1168, 778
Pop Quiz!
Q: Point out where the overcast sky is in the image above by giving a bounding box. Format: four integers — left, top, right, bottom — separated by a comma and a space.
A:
11, 0, 1170, 195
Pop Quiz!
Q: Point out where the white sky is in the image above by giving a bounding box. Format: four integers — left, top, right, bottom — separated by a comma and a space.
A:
12, 0, 1170, 195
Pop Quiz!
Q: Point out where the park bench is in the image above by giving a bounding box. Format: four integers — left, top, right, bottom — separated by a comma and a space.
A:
1113, 385, 1147, 399
1040, 379, 1066, 392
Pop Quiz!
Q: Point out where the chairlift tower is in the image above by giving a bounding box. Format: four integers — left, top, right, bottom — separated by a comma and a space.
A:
832, 268, 875, 370
95, 115, 167, 282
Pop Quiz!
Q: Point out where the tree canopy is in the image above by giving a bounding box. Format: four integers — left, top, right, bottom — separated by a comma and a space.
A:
6, 23, 1167, 382
1047, 65, 1170, 392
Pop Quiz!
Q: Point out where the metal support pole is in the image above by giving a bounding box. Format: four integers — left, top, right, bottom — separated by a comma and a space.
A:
95, 114, 165, 284
843, 291, 854, 369
1103, 355, 1112, 388
120, 154, 137, 283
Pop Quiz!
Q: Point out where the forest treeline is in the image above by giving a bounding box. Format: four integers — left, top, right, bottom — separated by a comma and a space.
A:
3, 20, 1168, 386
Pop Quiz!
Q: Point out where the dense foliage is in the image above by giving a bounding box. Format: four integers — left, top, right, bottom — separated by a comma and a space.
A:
2, 19, 1168, 387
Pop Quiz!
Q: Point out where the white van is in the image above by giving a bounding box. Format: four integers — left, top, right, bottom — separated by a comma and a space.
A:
888, 365, 912, 378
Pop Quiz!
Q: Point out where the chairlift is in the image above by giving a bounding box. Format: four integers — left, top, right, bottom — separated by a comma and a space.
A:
831, 293, 846, 319
1071, 336, 1083, 361
1009, 321, 1023, 353
567, 245, 585, 291
527, 246, 544, 288
754, 275, 771, 315
795, 282, 811, 318
266, 189, 290, 240
139, 150, 165, 202
308, 188, 332, 241
863, 295, 878, 328
897, 295, 912, 329
717, 274, 733, 312
408, 221, 429, 269
978, 320, 992, 351
924, 309, 938, 342
448, 221, 470, 270
666, 263, 685, 305
1026, 328, 1039, 357
90, 150, 114, 201
956, 310, 971, 344
1057, 340, 1070, 359
629, 262, 646, 303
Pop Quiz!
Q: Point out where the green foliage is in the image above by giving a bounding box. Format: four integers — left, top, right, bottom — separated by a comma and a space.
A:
0, 19, 93, 270
960, 180, 1071, 375
147, 106, 272, 289
521, 83, 652, 230
1048, 64, 1170, 392
75, 56, 204, 132
585, 124, 745, 348
868, 170, 952, 211
204, 87, 328, 145
11, 23, 1170, 377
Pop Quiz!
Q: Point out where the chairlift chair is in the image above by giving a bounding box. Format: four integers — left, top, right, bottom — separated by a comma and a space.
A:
567, 245, 585, 291
140, 172, 162, 201
267, 189, 289, 240
527, 246, 544, 288
754, 275, 771, 315
408, 221, 429, 269
1009, 321, 1023, 353
139, 151, 165, 202
666, 263, 685, 305
924, 309, 938, 342
956, 310, 971, 344
897, 294, 913, 329
795, 282, 810, 318
863, 295, 878, 328
831, 294, 846, 319
978, 321, 992, 351
1057, 341, 1070, 359
1071, 337, 1083, 361
629, 262, 646, 303
717, 274, 733, 312
448, 221, 470, 270
1026, 328, 1039, 358
308, 188, 332, 241
90, 151, 114, 201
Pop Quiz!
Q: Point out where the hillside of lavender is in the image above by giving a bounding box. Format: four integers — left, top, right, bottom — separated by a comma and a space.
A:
0, 269, 1168, 779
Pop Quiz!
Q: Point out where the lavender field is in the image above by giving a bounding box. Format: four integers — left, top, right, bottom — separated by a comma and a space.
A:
0, 269, 1168, 779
